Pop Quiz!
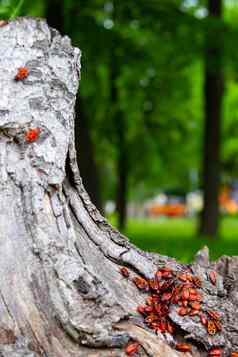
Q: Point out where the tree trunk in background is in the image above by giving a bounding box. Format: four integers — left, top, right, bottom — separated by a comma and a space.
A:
110, 67, 128, 231
112, 3, 129, 231
45, 0, 64, 33
116, 115, 128, 231
46, 0, 103, 212
1, 17, 238, 357
199, 0, 224, 238
75, 97, 103, 212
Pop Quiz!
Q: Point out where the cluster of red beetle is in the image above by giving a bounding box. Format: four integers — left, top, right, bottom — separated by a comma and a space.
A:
120, 265, 238, 357
14, 67, 41, 143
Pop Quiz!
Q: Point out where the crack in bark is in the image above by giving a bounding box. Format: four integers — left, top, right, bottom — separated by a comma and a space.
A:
0, 290, 16, 328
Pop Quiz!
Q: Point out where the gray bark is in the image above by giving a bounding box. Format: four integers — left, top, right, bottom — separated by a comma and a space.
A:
0, 17, 237, 357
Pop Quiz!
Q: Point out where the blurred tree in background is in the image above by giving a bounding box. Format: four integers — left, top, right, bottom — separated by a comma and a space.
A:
2, 0, 238, 240
200, 0, 224, 237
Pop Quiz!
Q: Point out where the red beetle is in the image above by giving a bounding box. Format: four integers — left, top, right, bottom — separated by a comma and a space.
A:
25, 128, 40, 143
158, 319, 167, 333
160, 267, 173, 279
208, 347, 223, 356
182, 300, 188, 307
15, 67, 29, 81
125, 342, 140, 356
155, 270, 162, 281
190, 302, 201, 311
133, 277, 149, 291
175, 343, 192, 352
137, 305, 146, 315
120, 267, 129, 278
149, 278, 159, 290
154, 302, 161, 313
193, 276, 202, 288
182, 287, 190, 301
144, 306, 153, 314
207, 320, 217, 335
167, 320, 175, 334
178, 307, 190, 316
145, 314, 158, 324
161, 292, 172, 302
190, 309, 200, 316
214, 319, 222, 332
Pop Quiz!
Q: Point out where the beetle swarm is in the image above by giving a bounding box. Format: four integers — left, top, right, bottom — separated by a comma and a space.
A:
120, 266, 238, 356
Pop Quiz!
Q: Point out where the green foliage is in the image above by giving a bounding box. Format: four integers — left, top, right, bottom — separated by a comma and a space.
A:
0, 0, 44, 18
63, 0, 206, 201
0, 0, 24, 17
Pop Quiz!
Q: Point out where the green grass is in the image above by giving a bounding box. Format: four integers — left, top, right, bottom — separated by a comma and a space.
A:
113, 217, 238, 263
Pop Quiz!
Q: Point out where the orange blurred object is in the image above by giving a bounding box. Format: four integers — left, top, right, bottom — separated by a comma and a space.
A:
219, 186, 238, 214
148, 203, 186, 217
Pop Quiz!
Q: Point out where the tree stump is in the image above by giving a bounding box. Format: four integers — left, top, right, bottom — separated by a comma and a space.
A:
0, 17, 237, 357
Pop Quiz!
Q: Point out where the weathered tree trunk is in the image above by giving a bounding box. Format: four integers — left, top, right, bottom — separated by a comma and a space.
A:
199, 0, 224, 238
46, 0, 103, 213
0, 17, 237, 357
